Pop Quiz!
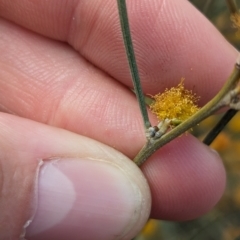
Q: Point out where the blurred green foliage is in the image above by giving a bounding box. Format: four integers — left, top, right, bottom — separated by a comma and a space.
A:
190, 0, 227, 19
190, 0, 240, 49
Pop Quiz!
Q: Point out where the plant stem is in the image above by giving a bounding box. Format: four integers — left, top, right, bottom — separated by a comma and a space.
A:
226, 0, 239, 14
203, 109, 237, 145
134, 64, 240, 166
117, 0, 151, 130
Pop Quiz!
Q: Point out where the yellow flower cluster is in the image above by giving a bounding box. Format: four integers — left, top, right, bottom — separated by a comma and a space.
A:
231, 13, 240, 30
149, 78, 200, 125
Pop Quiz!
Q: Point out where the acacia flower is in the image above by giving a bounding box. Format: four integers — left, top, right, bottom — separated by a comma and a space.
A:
149, 78, 200, 126
231, 12, 240, 31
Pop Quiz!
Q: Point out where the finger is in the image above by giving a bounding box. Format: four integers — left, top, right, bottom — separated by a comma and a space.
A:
0, 113, 225, 234
0, 0, 237, 100
0, 18, 149, 158
0, 1, 227, 221
142, 134, 226, 220
0, 0, 237, 156
0, 113, 151, 240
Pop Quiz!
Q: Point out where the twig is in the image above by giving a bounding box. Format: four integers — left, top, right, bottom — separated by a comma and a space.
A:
117, 0, 151, 130
134, 63, 240, 166
203, 109, 238, 145
117, 0, 240, 167
226, 0, 239, 14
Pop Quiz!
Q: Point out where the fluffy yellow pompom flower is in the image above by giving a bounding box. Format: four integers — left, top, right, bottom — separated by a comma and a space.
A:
149, 78, 200, 125
231, 13, 240, 30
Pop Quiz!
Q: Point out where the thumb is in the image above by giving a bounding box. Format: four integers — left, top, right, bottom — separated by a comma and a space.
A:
0, 113, 151, 240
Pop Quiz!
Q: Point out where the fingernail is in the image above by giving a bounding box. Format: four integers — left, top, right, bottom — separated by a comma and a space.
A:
26, 158, 149, 240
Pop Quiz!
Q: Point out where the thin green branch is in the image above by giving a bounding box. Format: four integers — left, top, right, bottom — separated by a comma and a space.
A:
226, 0, 239, 14
203, 109, 237, 145
134, 64, 240, 166
117, 0, 151, 130
116, 0, 240, 166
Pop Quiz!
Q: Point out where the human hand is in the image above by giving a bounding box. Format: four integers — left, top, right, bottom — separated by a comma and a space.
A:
0, 0, 236, 239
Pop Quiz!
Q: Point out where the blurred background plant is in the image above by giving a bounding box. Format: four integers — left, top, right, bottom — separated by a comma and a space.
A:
135, 0, 240, 239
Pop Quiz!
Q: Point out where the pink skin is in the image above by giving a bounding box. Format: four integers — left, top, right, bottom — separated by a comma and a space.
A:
0, 0, 235, 239
0, 114, 151, 240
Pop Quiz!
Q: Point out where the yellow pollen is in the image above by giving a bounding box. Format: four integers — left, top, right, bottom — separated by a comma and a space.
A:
230, 13, 240, 32
149, 78, 200, 125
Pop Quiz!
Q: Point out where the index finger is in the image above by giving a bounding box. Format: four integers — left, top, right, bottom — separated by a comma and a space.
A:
0, 0, 237, 102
